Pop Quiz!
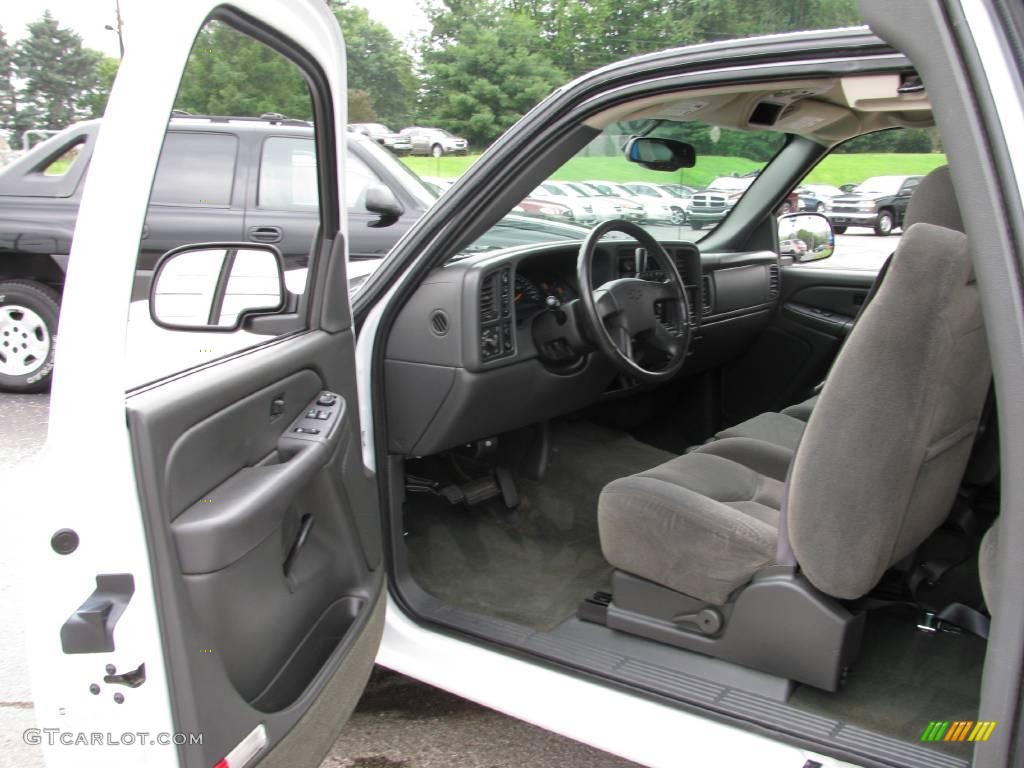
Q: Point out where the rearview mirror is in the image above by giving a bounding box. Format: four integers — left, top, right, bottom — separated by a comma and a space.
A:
624, 137, 696, 172
778, 212, 834, 262
150, 243, 286, 331
365, 182, 403, 227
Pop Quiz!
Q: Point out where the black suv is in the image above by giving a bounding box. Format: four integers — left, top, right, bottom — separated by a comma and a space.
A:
0, 114, 588, 392
825, 174, 922, 235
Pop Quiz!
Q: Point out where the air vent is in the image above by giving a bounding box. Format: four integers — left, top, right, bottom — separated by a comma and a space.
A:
673, 252, 690, 284
430, 309, 449, 336
479, 275, 498, 323
768, 264, 781, 300
701, 275, 713, 316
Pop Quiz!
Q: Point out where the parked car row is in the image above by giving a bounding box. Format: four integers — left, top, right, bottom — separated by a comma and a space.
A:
526, 179, 697, 225
348, 123, 469, 157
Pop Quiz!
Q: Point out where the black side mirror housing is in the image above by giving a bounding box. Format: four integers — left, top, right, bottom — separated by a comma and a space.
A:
365, 183, 403, 227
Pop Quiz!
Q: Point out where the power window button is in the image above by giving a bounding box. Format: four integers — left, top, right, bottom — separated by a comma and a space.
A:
293, 427, 320, 435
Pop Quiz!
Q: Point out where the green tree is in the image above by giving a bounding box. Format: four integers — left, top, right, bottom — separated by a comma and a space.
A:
420, 7, 566, 146
347, 89, 377, 122
331, 3, 417, 127
176, 22, 313, 119
14, 12, 103, 130
0, 26, 16, 138
80, 57, 120, 118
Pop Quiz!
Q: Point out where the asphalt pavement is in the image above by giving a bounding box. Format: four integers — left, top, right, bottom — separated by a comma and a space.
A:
0, 229, 894, 766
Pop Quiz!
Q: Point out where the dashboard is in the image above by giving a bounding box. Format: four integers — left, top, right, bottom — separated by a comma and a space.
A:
384, 239, 781, 456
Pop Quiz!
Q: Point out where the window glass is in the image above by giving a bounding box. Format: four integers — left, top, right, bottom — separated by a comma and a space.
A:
258, 136, 318, 210
793, 127, 946, 271
151, 132, 238, 206
43, 142, 84, 176
125, 21, 319, 389
345, 152, 384, 211
455, 119, 783, 257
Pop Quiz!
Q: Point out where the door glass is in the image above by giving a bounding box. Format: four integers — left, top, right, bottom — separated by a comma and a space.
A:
125, 21, 320, 389
792, 127, 945, 271
152, 132, 238, 207
258, 136, 318, 210
345, 152, 384, 212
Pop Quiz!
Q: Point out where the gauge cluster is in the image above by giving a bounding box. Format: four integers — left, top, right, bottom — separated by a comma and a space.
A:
514, 273, 577, 321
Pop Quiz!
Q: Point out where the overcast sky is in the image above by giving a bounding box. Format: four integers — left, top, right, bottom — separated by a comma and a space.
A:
1, 0, 429, 59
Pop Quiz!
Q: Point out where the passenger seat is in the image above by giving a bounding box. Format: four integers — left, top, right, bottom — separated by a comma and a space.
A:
713, 165, 964, 452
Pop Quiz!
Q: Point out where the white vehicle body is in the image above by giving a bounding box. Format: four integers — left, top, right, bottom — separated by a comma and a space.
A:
590, 180, 680, 222
11, 3, 1024, 768
531, 181, 597, 222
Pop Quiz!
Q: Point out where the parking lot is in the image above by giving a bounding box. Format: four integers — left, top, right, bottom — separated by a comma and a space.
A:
0, 227, 893, 767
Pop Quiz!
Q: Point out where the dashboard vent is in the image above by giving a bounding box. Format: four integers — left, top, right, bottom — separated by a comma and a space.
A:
673, 251, 690, 284
768, 264, 781, 300
701, 275, 713, 316
479, 275, 498, 323
430, 309, 449, 336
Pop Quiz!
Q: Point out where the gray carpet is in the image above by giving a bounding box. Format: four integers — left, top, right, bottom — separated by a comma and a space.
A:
404, 421, 674, 630
791, 610, 986, 758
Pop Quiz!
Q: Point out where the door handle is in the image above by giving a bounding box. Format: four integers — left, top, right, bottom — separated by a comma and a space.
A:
60, 574, 135, 654
283, 513, 315, 580
248, 225, 283, 243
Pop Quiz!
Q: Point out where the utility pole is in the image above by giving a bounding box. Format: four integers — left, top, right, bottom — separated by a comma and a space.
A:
104, 0, 125, 59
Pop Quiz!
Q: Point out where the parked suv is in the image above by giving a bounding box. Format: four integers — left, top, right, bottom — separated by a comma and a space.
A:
825, 174, 921, 235
0, 114, 584, 392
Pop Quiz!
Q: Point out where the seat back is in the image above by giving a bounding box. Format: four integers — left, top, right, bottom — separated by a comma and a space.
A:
785, 168, 990, 599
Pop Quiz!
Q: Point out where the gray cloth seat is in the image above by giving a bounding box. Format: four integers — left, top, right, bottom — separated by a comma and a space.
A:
714, 396, 817, 453
599, 167, 991, 605
715, 165, 966, 455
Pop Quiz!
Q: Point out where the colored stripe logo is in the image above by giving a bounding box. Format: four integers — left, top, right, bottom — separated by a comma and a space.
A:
921, 721, 996, 742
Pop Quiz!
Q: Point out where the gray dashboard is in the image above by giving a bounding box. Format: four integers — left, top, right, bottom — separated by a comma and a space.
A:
385, 241, 780, 456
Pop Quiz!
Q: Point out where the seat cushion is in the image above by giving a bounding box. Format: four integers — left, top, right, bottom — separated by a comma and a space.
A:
598, 443, 784, 605
713, 395, 818, 453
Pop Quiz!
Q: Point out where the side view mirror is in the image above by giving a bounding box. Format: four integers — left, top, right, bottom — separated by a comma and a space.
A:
365, 183, 403, 227
150, 243, 286, 331
778, 212, 835, 262
624, 136, 696, 172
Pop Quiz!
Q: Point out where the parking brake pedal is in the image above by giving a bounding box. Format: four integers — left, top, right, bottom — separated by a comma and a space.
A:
406, 469, 518, 509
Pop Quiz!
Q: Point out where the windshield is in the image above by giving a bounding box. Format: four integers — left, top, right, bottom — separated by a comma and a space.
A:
853, 176, 905, 195
707, 176, 755, 192
448, 118, 783, 258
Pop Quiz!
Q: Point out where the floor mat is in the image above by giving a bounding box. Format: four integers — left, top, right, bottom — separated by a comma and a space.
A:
791, 610, 986, 758
404, 420, 675, 630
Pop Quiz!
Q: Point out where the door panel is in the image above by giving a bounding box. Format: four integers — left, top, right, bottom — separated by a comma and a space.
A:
721, 265, 877, 424
127, 329, 383, 767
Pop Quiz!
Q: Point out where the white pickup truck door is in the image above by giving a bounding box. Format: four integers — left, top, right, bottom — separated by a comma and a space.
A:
17, 2, 385, 767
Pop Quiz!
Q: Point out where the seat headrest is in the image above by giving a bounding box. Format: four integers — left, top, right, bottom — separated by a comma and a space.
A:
904, 165, 963, 233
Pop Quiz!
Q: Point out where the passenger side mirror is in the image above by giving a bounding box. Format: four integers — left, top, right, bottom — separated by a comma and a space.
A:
623, 137, 696, 172
778, 212, 834, 262
365, 182, 403, 227
150, 244, 286, 331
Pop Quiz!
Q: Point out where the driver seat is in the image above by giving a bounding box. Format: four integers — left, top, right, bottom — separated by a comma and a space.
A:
596, 208, 989, 688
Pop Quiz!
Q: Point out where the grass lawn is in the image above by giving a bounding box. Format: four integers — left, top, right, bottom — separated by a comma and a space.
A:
402, 151, 948, 190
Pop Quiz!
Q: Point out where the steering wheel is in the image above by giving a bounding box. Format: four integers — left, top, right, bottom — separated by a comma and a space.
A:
577, 220, 691, 383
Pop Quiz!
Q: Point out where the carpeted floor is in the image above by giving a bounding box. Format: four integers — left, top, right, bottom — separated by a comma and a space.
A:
404, 420, 674, 630
404, 419, 986, 758
791, 609, 986, 758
